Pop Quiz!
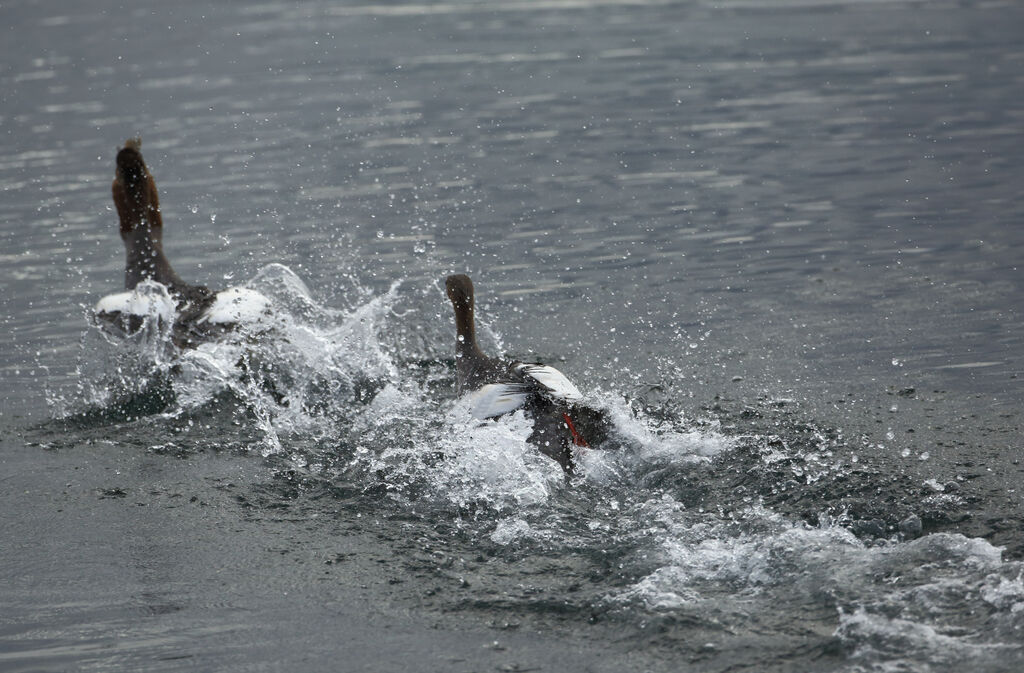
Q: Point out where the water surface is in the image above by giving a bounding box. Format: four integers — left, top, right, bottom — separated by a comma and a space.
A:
2, 0, 1023, 671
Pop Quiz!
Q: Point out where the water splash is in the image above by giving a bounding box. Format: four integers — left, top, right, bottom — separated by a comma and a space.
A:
50, 264, 400, 451
45, 265, 1024, 672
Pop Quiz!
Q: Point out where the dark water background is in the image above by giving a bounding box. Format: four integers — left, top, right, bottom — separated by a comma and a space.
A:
2, 0, 1023, 671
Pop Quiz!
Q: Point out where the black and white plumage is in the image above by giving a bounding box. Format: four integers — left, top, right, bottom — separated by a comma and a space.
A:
94, 283, 271, 346
445, 274, 607, 472
469, 363, 582, 420
94, 139, 271, 347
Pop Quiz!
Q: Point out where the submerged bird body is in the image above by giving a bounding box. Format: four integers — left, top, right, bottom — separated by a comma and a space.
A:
445, 274, 607, 472
95, 139, 270, 347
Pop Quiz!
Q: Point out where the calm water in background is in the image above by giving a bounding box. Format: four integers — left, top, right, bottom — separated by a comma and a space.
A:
2, 1, 1023, 671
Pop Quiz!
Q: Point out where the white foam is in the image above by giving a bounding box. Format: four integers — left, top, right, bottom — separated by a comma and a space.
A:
603, 397, 734, 462
980, 574, 1024, 613
836, 606, 1021, 668
612, 494, 1024, 669
437, 402, 560, 510
87, 265, 402, 456
491, 517, 534, 545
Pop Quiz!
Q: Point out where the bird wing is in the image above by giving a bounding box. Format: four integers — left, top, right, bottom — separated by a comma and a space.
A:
469, 383, 531, 419
514, 363, 583, 402
94, 281, 176, 323
196, 287, 271, 325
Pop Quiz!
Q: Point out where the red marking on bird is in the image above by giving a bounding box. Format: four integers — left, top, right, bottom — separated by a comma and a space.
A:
562, 413, 589, 448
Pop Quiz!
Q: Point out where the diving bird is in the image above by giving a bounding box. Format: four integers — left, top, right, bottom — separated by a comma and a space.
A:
445, 274, 607, 472
94, 138, 269, 347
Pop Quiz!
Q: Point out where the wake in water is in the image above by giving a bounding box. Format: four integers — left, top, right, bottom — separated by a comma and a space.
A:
46, 264, 1024, 673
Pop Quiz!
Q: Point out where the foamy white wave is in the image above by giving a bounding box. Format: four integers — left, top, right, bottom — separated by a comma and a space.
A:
621, 510, 1008, 606
336, 372, 745, 517
62, 264, 404, 454
350, 382, 422, 434
491, 517, 537, 545
49, 284, 180, 416
352, 384, 740, 510
572, 442, 625, 484
980, 573, 1024, 613
436, 401, 561, 510
173, 340, 245, 407
603, 396, 735, 462
333, 384, 563, 512
246, 263, 321, 321
203, 270, 400, 450
836, 607, 1021, 672
618, 507, 863, 608
321, 283, 402, 383
614, 495, 1024, 670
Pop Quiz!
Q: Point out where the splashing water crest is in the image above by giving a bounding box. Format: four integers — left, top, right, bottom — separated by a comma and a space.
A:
45, 265, 1024, 672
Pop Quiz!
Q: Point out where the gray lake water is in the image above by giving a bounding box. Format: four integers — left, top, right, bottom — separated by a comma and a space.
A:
2, 0, 1023, 671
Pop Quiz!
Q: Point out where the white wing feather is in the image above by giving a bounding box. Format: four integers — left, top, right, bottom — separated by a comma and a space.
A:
197, 287, 271, 325
514, 363, 583, 402
94, 281, 176, 323
469, 383, 530, 420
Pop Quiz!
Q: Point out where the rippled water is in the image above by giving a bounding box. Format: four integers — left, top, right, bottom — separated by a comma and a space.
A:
2, 0, 1023, 671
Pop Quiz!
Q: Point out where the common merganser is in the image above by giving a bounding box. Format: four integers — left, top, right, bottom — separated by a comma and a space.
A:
94, 139, 270, 347
445, 274, 607, 473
